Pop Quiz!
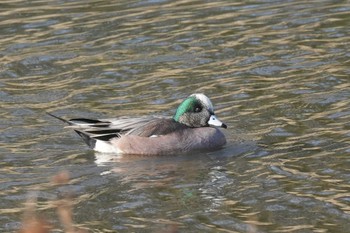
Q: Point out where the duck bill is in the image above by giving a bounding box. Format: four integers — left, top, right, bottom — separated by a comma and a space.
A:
208, 115, 227, 129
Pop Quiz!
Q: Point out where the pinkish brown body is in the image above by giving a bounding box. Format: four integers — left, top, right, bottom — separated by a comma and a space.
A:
111, 127, 226, 155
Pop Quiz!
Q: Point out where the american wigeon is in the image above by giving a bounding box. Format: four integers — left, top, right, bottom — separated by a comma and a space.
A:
48, 93, 227, 155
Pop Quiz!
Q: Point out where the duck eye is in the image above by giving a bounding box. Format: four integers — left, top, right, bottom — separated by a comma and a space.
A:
194, 107, 202, 112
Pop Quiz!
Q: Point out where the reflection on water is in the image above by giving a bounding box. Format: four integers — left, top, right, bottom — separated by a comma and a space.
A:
1, 0, 350, 232
94, 140, 253, 189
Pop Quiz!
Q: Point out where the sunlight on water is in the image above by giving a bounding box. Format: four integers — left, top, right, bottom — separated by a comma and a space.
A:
1, 0, 349, 232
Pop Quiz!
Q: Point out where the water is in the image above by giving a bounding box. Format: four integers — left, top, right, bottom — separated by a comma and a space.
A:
1, 0, 349, 232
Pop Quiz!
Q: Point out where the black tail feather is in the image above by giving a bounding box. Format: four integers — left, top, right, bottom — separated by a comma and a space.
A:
47, 112, 111, 127
69, 118, 107, 125
46, 112, 72, 125
94, 134, 120, 141
74, 130, 96, 149
85, 129, 123, 135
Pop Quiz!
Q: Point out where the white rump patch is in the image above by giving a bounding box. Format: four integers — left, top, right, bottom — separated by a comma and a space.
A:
94, 140, 122, 153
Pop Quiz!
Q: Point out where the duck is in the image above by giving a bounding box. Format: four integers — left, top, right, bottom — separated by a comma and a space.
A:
48, 93, 227, 155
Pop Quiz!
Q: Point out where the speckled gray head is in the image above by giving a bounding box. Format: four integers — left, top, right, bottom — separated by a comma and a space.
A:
173, 93, 227, 128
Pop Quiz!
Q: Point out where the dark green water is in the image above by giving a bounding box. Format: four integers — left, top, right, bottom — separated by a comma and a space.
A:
1, 0, 349, 232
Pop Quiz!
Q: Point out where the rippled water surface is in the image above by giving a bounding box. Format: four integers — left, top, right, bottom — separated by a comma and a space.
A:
1, 0, 350, 232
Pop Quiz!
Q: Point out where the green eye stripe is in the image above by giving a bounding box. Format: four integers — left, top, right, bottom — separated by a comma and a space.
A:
173, 96, 197, 122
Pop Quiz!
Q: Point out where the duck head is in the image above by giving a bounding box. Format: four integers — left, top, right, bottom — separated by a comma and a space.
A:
173, 93, 227, 128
